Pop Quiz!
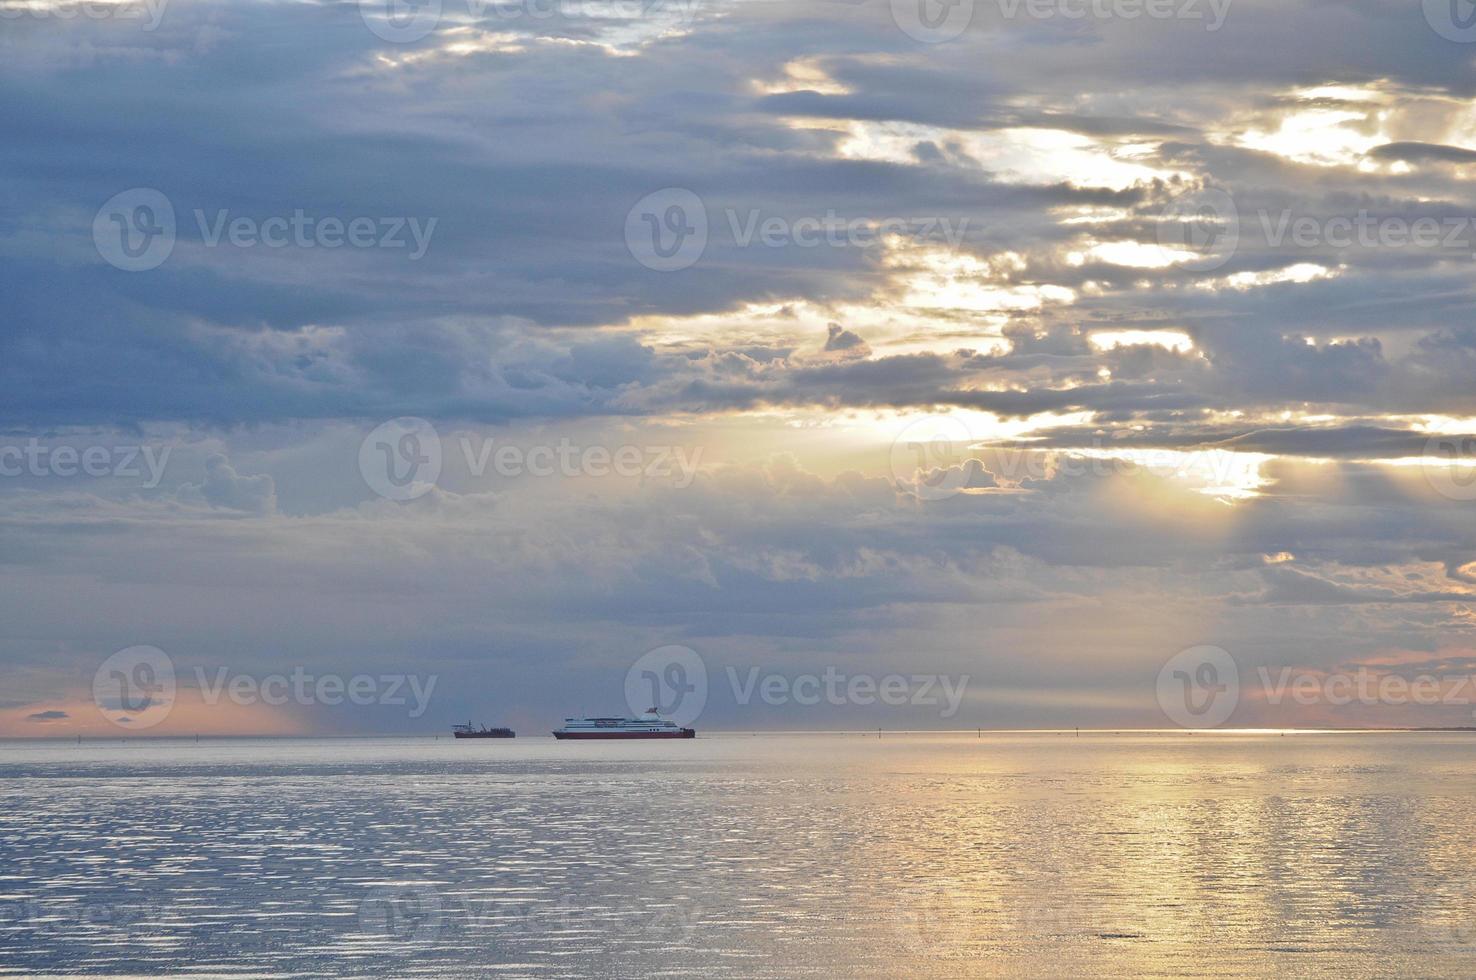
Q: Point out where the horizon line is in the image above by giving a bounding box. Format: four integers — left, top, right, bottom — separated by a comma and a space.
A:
7, 726, 1476, 741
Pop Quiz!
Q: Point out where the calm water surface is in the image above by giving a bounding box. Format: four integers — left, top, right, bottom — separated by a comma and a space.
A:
3, 733, 1476, 977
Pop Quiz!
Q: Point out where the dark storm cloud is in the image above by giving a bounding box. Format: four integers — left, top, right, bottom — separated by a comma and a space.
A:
0, 4, 1450, 406
1368, 142, 1476, 165
3, 0, 1474, 429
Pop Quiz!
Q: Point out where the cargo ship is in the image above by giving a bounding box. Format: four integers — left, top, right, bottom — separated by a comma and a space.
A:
452, 722, 515, 738
552, 709, 695, 740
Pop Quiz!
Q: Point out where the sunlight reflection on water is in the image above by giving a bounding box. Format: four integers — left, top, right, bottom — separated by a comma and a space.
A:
2, 733, 1476, 977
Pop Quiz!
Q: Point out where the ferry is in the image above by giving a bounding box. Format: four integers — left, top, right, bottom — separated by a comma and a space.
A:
452, 722, 515, 739
553, 709, 695, 740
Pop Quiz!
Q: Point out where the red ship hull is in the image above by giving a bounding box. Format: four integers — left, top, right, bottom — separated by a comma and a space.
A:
552, 729, 695, 739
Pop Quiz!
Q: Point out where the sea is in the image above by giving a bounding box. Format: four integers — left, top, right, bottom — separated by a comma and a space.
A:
3, 732, 1476, 977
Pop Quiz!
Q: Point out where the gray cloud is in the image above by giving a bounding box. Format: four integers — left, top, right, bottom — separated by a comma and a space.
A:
4, 0, 1476, 731
178, 455, 277, 515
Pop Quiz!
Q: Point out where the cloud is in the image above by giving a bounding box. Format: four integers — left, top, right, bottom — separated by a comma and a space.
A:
6, 0, 1476, 731
25, 709, 68, 722
177, 454, 277, 515
1367, 142, 1476, 165
823, 322, 869, 354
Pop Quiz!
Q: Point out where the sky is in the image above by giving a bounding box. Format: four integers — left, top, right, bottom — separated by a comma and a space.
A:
4, 0, 1476, 735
